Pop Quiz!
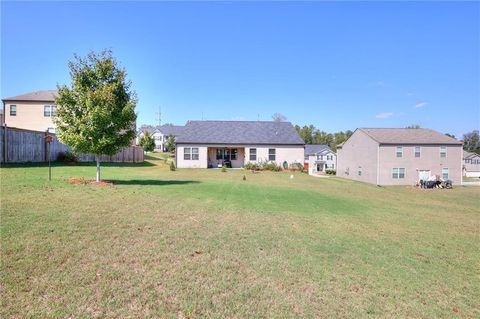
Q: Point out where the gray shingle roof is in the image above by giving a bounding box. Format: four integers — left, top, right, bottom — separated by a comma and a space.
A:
305, 144, 331, 155
3, 90, 57, 102
359, 128, 462, 145
176, 120, 304, 145
158, 124, 184, 136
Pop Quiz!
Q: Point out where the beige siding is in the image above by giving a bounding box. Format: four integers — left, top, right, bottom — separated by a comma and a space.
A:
207, 147, 245, 168
4, 101, 55, 132
176, 145, 208, 168
337, 130, 379, 184
378, 145, 462, 185
244, 145, 304, 166
463, 154, 480, 177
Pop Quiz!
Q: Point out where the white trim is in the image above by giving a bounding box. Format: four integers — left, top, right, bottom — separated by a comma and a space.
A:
376, 144, 380, 185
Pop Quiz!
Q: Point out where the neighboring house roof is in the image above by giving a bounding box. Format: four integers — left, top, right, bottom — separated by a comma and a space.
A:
464, 150, 480, 159
305, 144, 332, 155
2, 90, 58, 102
176, 120, 305, 145
358, 128, 462, 145
158, 124, 184, 136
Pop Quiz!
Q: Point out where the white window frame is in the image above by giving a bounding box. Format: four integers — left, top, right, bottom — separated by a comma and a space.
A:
396, 146, 403, 158
192, 147, 199, 160
184, 147, 191, 160
442, 168, 449, 180
249, 148, 257, 161
440, 146, 447, 158
268, 148, 276, 161
10, 104, 16, 116
415, 146, 421, 158
44, 105, 56, 117
392, 168, 405, 179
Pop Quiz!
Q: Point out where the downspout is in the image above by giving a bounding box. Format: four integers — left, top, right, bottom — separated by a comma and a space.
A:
376, 144, 380, 185
460, 145, 463, 186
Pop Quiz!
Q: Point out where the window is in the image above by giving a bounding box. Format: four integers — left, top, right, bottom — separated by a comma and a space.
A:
268, 148, 276, 161
184, 147, 199, 160
442, 168, 449, 180
392, 168, 405, 179
10, 105, 16, 116
249, 148, 257, 161
47, 127, 56, 133
415, 146, 421, 158
44, 105, 56, 117
184, 147, 191, 160
440, 146, 447, 158
396, 146, 403, 158
192, 147, 199, 160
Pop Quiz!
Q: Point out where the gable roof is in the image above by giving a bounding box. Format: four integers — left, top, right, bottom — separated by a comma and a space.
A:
305, 144, 331, 155
358, 128, 462, 145
3, 90, 58, 102
158, 124, 184, 136
176, 120, 305, 145
464, 150, 480, 159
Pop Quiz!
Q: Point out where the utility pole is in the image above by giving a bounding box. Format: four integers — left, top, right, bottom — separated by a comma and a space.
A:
155, 106, 161, 127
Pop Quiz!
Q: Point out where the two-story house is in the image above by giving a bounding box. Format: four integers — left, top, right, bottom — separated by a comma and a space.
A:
463, 151, 480, 178
337, 128, 463, 185
304, 144, 336, 174
137, 124, 184, 151
2, 90, 58, 132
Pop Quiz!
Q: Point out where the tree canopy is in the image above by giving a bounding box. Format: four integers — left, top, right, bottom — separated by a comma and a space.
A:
294, 125, 353, 150
463, 130, 480, 153
139, 131, 155, 153
54, 50, 137, 181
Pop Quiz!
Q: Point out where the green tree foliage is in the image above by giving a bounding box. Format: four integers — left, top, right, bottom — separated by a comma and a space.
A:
463, 130, 480, 153
139, 131, 155, 153
165, 134, 176, 152
406, 124, 421, 129
295, 125, 353, 150
54, 50, 137, 181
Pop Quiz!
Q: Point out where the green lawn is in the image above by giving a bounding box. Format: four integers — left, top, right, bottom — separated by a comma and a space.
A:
1, 158, 479, 318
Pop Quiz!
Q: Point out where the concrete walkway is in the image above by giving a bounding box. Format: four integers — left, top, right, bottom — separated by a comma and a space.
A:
462, 181, 480, 186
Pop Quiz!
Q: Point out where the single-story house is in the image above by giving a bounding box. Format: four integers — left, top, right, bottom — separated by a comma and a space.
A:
137, 124, 184, 151
337, 128, 463, 185
304, 144, 336, 174
175, 120, 305, 168
463, 150, 480, 177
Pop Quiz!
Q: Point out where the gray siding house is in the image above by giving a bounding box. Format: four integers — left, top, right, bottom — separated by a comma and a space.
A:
176, 120, 305, 168
337, 128, 463, 185
463, 151, 480, 178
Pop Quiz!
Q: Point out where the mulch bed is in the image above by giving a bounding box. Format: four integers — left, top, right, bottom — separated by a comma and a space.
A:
68, 177, 114, 187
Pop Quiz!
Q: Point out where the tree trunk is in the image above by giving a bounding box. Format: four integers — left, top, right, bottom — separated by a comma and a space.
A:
95, 155, 101, 182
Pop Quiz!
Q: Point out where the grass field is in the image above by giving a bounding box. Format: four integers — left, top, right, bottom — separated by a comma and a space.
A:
1, 156, 479, 318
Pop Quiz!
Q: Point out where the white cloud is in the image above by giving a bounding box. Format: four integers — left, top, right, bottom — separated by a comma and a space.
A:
375, 112, 395, 119
415, 102, 428, 108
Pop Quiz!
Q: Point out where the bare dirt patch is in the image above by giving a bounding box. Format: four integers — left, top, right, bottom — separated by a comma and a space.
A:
68, 177, 113, 187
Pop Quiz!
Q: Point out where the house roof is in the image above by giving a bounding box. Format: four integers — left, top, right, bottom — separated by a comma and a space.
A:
359, 128, 462, 145
305, 144, 331, 155
158, 124, 184, 136
3, 90, 58, 102
176, 120, 305, 145
464, 150, 480, 159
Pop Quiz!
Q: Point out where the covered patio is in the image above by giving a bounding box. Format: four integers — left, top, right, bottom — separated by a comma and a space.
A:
207, 147, 245, 168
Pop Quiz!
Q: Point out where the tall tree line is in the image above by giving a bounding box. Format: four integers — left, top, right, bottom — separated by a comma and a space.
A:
294, 125, 353, 150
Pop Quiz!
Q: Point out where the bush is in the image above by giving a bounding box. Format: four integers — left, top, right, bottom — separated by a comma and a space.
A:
221, 165, 227, 172
325, 169, 336, 175
263, 162, 282, 171
289, 162, 304, 172
169, 161, 176, 171
57, 151, 78, 163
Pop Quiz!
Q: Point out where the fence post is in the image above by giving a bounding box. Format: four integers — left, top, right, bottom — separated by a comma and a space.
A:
44, 131, 48, 162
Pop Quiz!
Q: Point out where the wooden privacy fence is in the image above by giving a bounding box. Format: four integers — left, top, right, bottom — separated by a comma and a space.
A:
1, 126, 144, 163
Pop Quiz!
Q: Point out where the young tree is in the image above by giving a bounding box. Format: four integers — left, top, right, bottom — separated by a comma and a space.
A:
54, 50, 137, 182
165, 134, 176, 152
139, 131, 155, 153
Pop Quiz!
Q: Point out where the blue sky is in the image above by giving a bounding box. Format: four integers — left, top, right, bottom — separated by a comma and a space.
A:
1, 1, 479, 137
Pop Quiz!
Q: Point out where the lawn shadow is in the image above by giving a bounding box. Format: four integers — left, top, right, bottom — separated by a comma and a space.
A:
1, 161, 156, 168
111, 179, 200, 186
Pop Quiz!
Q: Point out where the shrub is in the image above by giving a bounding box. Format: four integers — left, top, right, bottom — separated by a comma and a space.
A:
289, 162, 304, 172
326, 169, 336, 175
263, 162, 282, 171
57, 151, 78, 163
221, 165, 227, 172
169, 161, 176, 171
243, 175, 246, 181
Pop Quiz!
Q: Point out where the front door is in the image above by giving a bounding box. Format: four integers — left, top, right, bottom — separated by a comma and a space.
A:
317, 163, 323, 172
418, 170, 431, 181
